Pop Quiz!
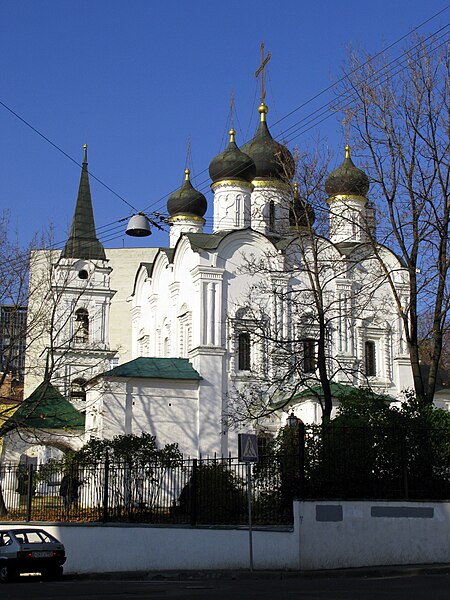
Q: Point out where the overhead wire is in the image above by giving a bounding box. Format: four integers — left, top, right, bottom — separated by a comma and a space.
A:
0, 101, 139, 214
0, 7, 447, 260
139, 21, 449, 216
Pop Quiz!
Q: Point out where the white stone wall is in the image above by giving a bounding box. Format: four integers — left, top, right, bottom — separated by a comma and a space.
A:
86, 377, 200, 456
107, 247, 158, 365
298, 500, 450, 569
4, 500, 449, 573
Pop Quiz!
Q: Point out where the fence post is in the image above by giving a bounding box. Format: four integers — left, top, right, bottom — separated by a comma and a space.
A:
102, 451, 110, 523
26, 464, 34, 522
298, 422, 305, 499
190, 458, 197, 526
400, 429, 409, 499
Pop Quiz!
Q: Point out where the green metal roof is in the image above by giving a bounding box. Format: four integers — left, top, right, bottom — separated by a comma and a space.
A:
184, 231, 230, 252
272, 383, 394, 408
100, 357, 202, 381
6, 380, 85, 430
62, 147, 106, 261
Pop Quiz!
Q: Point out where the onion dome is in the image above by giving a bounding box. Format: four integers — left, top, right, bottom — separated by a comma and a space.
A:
241, 102, 295, 181
209, 129, 256, 184
167, 169, 207, 218
290, 183, 315, 228
325, 145, 369, 198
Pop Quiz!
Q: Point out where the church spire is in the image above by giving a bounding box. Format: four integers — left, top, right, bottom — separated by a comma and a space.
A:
62, 145, 106, 261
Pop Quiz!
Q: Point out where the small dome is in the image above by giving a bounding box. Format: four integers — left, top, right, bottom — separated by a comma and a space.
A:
241, 102, 295, 181
167, 170, 207, 218
325, 145, 369, 197
209, 129, 256, 184
290, 183, 315, 228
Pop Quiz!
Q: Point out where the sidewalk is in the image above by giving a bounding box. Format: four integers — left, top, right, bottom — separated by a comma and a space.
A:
67, 562, 450, 581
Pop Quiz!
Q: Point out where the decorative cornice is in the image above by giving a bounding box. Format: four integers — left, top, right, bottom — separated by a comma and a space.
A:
328, 194, 367, 203
251, 179, 290, 190
168, 214, 205, 224
211, 180, 254, 192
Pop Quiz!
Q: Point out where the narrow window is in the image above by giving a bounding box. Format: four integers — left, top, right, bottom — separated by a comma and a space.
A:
365, 340, 376, 376
238, 332, 251, 371
75, 308, 89, 342
269, 201, 275, 231
303, 338, 316, 373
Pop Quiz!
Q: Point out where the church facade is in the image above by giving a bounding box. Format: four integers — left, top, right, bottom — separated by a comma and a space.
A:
16, 99, 414, 461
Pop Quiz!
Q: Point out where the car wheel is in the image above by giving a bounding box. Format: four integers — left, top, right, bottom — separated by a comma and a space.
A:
0, 563, 14, 583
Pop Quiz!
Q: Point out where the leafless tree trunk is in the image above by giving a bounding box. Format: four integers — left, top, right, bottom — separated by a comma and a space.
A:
339, 34, 449, 403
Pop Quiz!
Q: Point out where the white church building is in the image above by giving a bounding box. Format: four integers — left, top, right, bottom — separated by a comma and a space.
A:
9, 96, 415, 463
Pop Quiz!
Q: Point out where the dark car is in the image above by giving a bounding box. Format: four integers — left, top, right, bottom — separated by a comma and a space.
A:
0, 528, 66, 582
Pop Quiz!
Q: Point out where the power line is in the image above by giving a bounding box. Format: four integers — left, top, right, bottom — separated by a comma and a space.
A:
140, 22, 449, 216
0, 101, 138, 213
270, 5, 450, 129
0, 8, 447, 253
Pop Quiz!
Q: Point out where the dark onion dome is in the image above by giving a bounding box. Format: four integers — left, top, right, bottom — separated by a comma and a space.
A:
290, 183, 315, 228
325, 145, 369, 198
209, 129, 256, 185
167, 169, 207, 218
241, 102, 295, 181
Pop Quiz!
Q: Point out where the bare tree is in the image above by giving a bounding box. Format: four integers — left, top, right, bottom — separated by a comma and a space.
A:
227, 145, 398, 425
0, 232, 113, 515
339, 34, 449, 403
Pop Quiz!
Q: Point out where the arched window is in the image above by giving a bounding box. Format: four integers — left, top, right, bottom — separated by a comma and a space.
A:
238, 332, 251, 371
75, 308, 89, 342
365, 340, 376, 376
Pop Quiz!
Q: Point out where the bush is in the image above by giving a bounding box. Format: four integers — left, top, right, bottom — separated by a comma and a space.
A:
177, 463, 245, 524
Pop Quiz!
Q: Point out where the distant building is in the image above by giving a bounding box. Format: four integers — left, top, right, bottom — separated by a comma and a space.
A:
0, 305, 27, 383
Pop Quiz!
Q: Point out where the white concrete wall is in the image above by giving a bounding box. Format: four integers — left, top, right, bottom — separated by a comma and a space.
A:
5, 501, 449, 573
5, 519, 300, 573
107, 247, 158, 365
86, 376, 200, 456
298, 500, 450, 570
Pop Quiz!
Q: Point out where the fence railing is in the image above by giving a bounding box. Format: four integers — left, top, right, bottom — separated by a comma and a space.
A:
0, 426, 448, 525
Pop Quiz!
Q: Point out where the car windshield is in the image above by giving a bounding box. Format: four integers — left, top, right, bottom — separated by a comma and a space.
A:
12, 530, 57, 544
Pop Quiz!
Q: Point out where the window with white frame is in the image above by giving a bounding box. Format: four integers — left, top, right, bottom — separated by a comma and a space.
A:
238, 331, 251, 371
138, 328, 150, 356
70, 377, 86, 402
233, 307, 263, 373
365, 340, 377, 376
74, 308, 89, 342
303, 338, 316, 373
178, 305, 192, 358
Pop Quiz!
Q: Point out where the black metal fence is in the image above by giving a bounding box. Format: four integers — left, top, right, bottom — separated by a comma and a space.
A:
0, 426, 448, 525
0, 456, 292, 526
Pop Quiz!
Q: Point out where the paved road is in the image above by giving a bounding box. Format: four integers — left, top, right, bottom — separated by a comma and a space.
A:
1, 573, 450, 600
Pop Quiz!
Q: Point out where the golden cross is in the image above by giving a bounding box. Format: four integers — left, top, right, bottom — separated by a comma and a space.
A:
255, 41, 271, 103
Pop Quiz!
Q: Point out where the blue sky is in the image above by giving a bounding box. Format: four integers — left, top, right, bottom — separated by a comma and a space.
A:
1, 1, 448, 250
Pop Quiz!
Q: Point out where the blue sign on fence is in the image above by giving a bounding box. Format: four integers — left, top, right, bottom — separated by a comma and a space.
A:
238, 434, 259, 463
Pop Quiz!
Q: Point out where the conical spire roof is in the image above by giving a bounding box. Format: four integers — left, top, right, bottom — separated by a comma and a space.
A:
62, 145, 106, 260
